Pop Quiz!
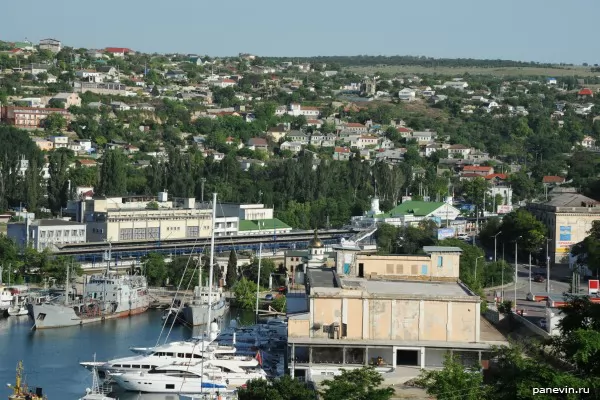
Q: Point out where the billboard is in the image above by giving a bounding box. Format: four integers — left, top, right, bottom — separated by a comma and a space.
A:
437, 228, 455, 240
497, 205, 513, 214
560, 226, 572, 241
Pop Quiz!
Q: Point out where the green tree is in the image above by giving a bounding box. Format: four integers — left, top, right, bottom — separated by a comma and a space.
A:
416, 352, 487, 400
499, 209, 547, 256
98, 149, 128, 196
47, 148, 73, 214
142, 253, 167, 286
242, 257, 275, 287
233, 278, 258, 310
238, 375, 314, 400
24, 157, 42, 211
43, 112, 67, 132
320, 367, 395, 400
270, 295, 286, 312
226, 249, 238, 288
461, 177, 490, 216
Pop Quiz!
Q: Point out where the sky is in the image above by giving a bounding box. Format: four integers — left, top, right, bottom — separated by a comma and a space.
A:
2, 0, 599, 64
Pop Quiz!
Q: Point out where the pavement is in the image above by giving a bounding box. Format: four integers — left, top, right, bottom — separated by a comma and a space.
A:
486, 263, 583, 326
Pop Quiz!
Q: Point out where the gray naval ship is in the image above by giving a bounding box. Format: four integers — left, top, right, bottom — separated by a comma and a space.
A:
30, 270, 149, 329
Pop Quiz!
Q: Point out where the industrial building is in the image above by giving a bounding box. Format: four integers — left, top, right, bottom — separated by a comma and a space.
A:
287, 241, 507, 382
8, 219, 86, 251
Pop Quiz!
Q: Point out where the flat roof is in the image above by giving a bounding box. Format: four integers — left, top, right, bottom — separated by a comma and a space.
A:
307, 268, 339, 289
340, 278, 474, 297
423, 246, 463, 253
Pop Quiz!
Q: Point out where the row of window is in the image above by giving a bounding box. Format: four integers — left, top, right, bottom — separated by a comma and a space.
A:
119, 227, 159, 241
39, 229, 84, 238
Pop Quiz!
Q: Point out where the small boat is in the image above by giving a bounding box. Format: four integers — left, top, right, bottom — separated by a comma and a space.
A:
7, 361, 46, 400
79, 355, 115, 400
7, 296, 28, 316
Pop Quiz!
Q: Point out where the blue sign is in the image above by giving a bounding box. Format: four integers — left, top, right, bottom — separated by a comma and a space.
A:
560, 226, 572, 241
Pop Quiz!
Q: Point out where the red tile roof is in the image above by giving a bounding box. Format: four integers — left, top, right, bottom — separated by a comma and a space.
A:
579, 88, 594, 96
396, 126, 413, 133
77, 159, 97, 166
484, 173, 507, 180
248, 138, 268, 146
461, 173, 481, 178
334, 147, 351, 153
105, 47, 132, 54
543, 175, 565, 184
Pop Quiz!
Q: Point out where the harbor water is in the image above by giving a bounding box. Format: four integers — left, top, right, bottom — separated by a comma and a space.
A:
0, 309, 256, 399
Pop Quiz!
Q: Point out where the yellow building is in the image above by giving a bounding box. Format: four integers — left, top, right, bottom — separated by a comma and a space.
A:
527, 192, 600, 263
287, 246, 507, 382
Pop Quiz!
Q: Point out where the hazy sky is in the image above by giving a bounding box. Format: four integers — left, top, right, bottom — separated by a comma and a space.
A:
2, 0, 598, 63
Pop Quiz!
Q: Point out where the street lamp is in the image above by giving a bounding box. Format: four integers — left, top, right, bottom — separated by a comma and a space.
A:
514, 236, 522, 311
475, 256, 484, 282
493, 231, 502, 262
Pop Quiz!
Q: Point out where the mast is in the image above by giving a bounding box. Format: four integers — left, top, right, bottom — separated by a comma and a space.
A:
206, 192, 217, 335
65, 262, 70, 306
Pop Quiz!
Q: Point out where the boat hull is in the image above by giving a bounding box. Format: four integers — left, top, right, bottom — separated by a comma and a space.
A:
182, 300, 228, 326
31, 303, 149, 329
111, 373, 229, 393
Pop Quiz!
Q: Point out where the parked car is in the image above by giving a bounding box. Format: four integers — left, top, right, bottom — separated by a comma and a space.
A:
264, 293, 274, 301
533, 274, 546, 283
457, 234, 469, 240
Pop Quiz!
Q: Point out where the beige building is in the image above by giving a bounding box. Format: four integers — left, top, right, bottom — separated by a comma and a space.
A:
287, 244, 507, 382
527, 192, 600, 263
71, 193, 238, 243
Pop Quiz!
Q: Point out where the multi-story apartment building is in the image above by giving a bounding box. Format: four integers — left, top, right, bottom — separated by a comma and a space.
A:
8, 219, 86, 251
0, 106, 70, 129
287, 243, 507, 382
39, 38, 62, 53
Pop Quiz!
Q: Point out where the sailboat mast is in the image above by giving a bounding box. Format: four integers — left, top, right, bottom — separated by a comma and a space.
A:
206, 192, 217, 333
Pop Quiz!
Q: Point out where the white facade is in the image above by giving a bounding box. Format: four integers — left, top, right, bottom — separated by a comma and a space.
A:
8, 219, 86, 251
398, 88, 416, 101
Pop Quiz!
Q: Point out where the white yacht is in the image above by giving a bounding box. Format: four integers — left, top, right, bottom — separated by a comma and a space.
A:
7, 295, 28, 316
110, 357, 266, 393
0, 286, 13, 311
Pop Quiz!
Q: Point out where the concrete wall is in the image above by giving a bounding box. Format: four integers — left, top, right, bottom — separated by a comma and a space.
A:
355, 253, 460, 280
300, 297, 478, 343
289, 318, 310, 337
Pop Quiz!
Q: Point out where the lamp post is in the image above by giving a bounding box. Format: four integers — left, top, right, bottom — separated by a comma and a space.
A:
514, 236, 522, 311
475, 256, 484, 282
528, 251, 532, 294
493, 231, 502, 262
546, 238, 552, 293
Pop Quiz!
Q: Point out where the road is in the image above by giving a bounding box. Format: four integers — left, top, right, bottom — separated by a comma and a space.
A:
488, 263, 579, 325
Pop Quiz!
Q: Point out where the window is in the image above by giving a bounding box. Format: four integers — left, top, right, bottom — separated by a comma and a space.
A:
411, 265, 418, 275
386, 264, 394, 274
48, 231, 54, 238
187, 226, 199, 238
79, 229, 85, 236
437, 256, 443, 268
166, 384, 175, 390
146, 227, 159, 239
421, 265, 428, 275
396, 264, 403, 274
132, 365, 140, 369
40, 231, 46, 238
142, 365, 150, 369
72, 230, 77, 236
120, 228, 133, 241
64, 230, 69, 237
56, 230, 62, 237
133, 228, 146, 240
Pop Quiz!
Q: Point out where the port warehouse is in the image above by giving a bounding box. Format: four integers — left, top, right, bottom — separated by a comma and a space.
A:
54, 229, 356, 267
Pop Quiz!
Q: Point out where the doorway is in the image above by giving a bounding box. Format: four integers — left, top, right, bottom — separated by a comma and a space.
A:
358, 263, 364, 278
396, 349, 419, 366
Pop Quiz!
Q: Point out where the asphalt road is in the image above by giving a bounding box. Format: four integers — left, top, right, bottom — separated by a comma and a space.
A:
488, 263, 577, 324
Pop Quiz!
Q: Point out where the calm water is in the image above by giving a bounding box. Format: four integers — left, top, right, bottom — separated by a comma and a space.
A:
0, 309, 254, 400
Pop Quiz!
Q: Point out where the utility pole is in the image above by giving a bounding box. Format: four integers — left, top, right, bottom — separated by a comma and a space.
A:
255, 222, 263, 321
514, 236, 522, 311
493, 231, 502, 262
546, 239, 551, 293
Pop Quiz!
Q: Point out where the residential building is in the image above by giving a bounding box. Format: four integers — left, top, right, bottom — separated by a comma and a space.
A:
424, 143, 444, 157
448, 144, 471, 158
210, 78, 237, 88
33, 138, 54, 151
76, 70, 103, 82
73, 82, 129, 95
578, 88, 594, 99
247, 138, 269, 152
280, 141, 303, 153
239, 158, 266, 171
50, 93, 82, 108
104, 47, 134, 57
527, 193, 600, 263
275, 104, 320, 118
287, 131, 309, 144
344, 123, 368, 133
76, 159, 97, 168
267, 123, 290, 141
321, 134, 337, 148
396, 126, 413, 139
39, 38, 62, 53
49, 136, 69, 149
0, 106, 70, 129
97, 66, 118, 76
333, 147, 352, 161
25, 63, 50, 75
581, 136, 596, 148
461, 165, 493, 177
352, 136, 378, 149
309, 133, 325, 147
411, 131, 436, 144
166, 70, 187, 80
443, 81, 469, 90
8, 219, 86, 251
287, 244, 506, 381
75, 139, 93, 152
111, 101, 131, 111
398, 88, 416, 102
542, 176, 566, 185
